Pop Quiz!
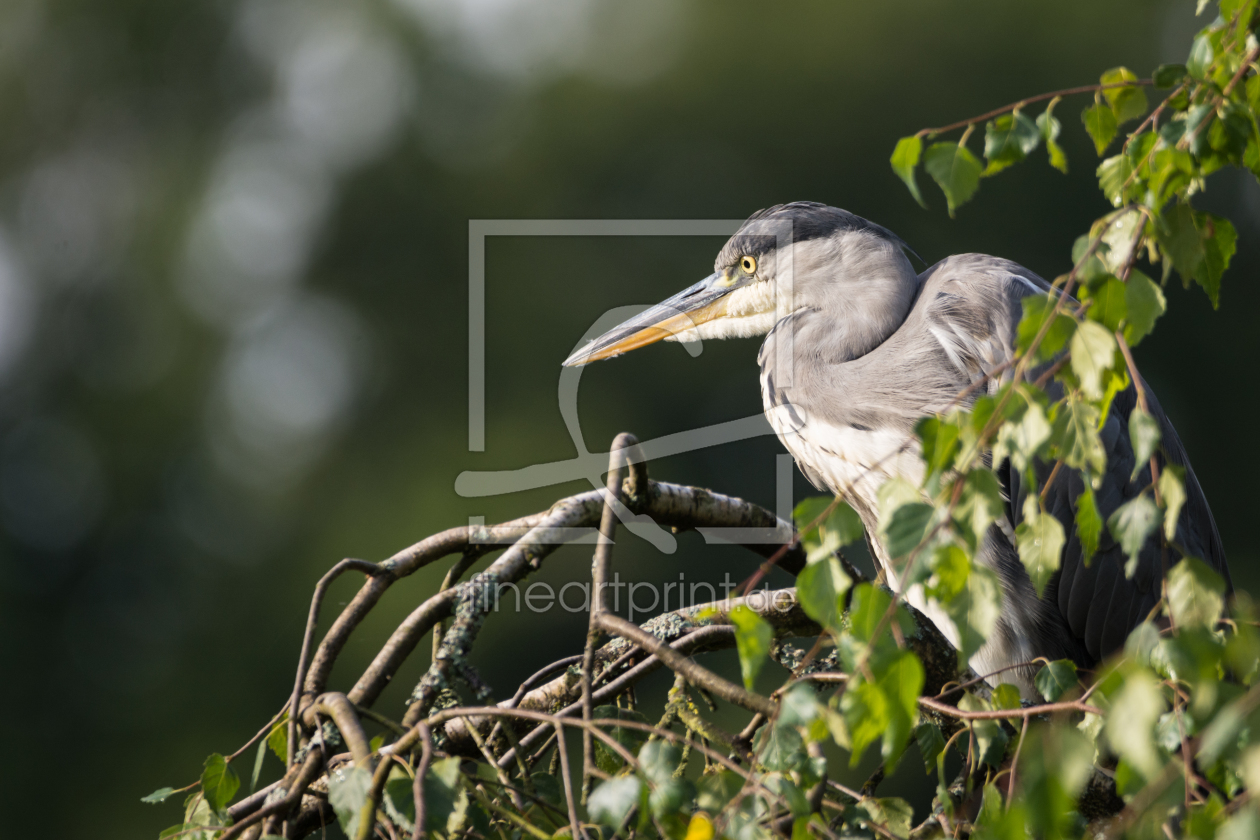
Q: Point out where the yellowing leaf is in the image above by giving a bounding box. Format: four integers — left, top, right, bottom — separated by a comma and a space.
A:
684, 813, 715, 840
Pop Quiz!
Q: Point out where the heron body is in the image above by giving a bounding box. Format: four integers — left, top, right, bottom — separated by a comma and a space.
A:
565, 202, 1229, 696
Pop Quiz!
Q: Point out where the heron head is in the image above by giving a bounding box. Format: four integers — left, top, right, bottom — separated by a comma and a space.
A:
562, 202, 922, 367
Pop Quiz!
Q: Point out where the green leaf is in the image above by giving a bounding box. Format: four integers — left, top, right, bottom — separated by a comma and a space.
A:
1167, 556, 1226, 629
764, 775, 809, 819
1128, 408, 1161, 479
1085, 277, 1127, 332
880, 502, 934, 559
1100, 209, 1143, 276
949, 563, 1002, 664
1082, 103, 1118, 155
1100, 66, 1148, 123
993, 398, 1051, 472
914, 722, 945, 775
382, 757, 466, 836
983, 112, 1041, 175
778, 682, 820, 730
1158, 204, 1236, 308
1107, 496, 1159, 577
1051, 396, 1106, 477
1069, 320, 1118, 400
916, 415, 960, 477
793, 497, 863, 563
1152, 63, 1188, 88
588, 776, 645, 831
695, 772, 743, 813
856, 797, 914, 839
953, 469, 1005, 549
874, 649, 924, 772
992, 683, 1022, 710
1037, 103, 1068, 173
1103, 669, 1165, 779
1076, 487, 1103, 565
266, 714, 288, 764
928, 546, 1001, 663
958, 693, 1009, 766
250, 737, 267, 794
729, 604, 773, 690
1035, 659, 1079, 702
200, 753, 240, 814
1187, 33, 1214, 80
648, 778, 694, 819
847, 582, 891, 643
593, 706, 651, 773
890, 136, 926, 208
639, 741, 689, 817
924, 141, 983, 217
841, 654, 922, 772
1073, 234, 1114, 284
1200, 215, 1237, 308
795, 555, 851, 632
1148, 147, 1194, 206
755, 721, 807, 773
1097, 154, 1135, 207
328, 765, 373, 838
1124, 269, 1166, 346
1126, 621, 1162, 663
1017, 295, 1076, 362
142, 787, 177, 804
1016, 500, 1065, 598
1016, 724, 1095, 836
974, 783, 1025, 838
1158, 465, 1186, 541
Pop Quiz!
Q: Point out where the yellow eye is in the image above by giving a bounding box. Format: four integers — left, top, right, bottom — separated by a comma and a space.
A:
740, 255, 757, 275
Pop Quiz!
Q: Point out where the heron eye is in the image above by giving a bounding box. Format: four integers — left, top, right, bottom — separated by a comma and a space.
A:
740, 255, 757, 275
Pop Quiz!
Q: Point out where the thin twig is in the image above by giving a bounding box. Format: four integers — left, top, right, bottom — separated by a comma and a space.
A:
595, 612, 777, 716
411, 723, 432, 840
288, 559, 385, 768
915, 80, 1154, 137
582, 432, 636, 801
919, 695, 1102, 720
553, 723, 587, 840
1006, 716, 1030, 806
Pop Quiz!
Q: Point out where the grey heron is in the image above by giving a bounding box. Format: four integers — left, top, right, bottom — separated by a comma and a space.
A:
563, 201, 1230, 695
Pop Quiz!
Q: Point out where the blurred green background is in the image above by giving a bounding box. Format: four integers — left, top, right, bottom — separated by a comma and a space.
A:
1, 0, 1256, 836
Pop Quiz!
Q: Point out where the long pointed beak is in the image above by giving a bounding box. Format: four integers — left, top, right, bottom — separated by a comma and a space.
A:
563, 272, 738, 367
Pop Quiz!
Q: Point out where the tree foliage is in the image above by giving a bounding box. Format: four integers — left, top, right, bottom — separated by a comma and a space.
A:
147, 2, 1260, 838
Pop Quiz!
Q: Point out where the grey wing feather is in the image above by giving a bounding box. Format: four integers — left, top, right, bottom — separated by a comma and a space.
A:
919, 255, 1229, 666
